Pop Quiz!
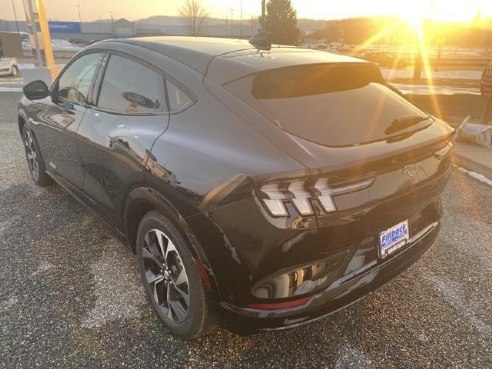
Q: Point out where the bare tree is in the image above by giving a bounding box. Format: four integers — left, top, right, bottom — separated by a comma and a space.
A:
179, 0, 209, 36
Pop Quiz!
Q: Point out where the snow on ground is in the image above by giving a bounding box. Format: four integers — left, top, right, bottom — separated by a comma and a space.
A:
18, 64, 36, 70
391, 83, 480, 95
381, 68, 483, 81
458, 167, 492, 187
18, 63, 66, 70
0, 87, 22, 92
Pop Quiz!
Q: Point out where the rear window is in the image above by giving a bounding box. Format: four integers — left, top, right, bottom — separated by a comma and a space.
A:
246, 63, 431, 147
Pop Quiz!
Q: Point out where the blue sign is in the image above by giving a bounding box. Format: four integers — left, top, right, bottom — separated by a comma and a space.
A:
48, 21, 81, 34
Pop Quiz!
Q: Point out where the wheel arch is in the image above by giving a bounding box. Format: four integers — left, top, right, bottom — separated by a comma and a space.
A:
18, 112, 26, 136
124, 186, 219, 297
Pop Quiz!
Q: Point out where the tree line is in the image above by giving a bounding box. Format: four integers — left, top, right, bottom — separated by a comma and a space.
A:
307, 17, 492, 49
179, 0, 299, 44
179, 0, 492, 50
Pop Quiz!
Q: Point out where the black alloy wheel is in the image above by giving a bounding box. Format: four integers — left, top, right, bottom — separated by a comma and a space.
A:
22, 125, 51, 186
136, 211, 210, 339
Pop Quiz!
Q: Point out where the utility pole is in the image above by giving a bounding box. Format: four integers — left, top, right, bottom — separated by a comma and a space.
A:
11, 0, 20, 34
110, 12, 114, 37
261, 0, 266, 31
230, 9, 234, 35
76, 4, 83, 40
240, 0, 243, 38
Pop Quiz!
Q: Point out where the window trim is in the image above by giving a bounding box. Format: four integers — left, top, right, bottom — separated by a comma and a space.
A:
52, 50, 106, 107
92, 51, 169, 116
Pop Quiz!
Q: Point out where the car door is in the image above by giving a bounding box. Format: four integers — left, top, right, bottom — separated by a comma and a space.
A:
76, 52, 170, 226
25, 52, 105, 191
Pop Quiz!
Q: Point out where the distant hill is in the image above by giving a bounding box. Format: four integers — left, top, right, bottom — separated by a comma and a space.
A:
136, 15, 327, 32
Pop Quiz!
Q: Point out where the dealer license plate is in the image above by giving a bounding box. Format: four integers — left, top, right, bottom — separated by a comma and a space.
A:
379, 220, 410, 259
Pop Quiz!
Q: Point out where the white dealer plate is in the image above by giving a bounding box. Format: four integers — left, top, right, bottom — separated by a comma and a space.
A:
379, 220, 410, 259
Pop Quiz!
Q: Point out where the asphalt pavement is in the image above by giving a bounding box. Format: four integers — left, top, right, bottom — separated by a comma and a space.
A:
0, 91, 491, 369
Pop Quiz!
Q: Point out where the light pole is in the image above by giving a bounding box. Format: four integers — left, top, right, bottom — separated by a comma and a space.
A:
11, 0, 20, 34
240, 0, 243, 38
261, 0, 266, 31
230, 8, 234, 35
110, 12, 114, 37
76, 4, 83, 40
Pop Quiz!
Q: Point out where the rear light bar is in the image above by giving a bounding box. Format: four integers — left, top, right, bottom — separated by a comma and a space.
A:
258, 176, 374, 217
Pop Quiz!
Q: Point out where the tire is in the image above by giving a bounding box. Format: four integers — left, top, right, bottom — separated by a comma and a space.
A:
22, 125, 52, 186
136, 211, 210, 339
11, 65, 19, 77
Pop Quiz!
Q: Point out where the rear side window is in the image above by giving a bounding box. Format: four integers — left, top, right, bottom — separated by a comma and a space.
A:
241, 63, 431, 147
97, 55, 166, 114
167, 80, 192, 112
57, 52, 103, 104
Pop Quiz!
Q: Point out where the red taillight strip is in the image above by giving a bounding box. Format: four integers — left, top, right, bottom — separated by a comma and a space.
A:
247, 296, 311, 311
195, 260, 212, 291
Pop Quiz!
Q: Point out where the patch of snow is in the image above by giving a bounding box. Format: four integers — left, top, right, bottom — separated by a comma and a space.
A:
32, 261, 55, 276
334, 342, 375, 369
51, 39, 82, 52
391, 83, 480, 95
382, 69, 483, 81
81, 239, 146, 329
18, 63, 36, 70
0, 87, 22, 92
429, 275, 491, 337
0, 296, 19, 312
0, 220, 12, 237
457, 167, 492, 187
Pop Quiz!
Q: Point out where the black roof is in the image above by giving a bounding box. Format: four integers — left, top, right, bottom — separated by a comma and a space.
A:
94, 36, 367, 84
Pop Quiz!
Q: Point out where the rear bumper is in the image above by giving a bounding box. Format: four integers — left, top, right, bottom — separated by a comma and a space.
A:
217, 221, 440, 332
185, 153, 451, 331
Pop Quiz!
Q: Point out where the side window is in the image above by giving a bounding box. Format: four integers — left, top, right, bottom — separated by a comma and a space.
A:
57, 53, 102, 104
97, 55, 166, 114
167, 80, 192, 112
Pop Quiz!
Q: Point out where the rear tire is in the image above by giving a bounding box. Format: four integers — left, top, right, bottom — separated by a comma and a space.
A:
136, 211, 210, 339
22, 125, 52, 186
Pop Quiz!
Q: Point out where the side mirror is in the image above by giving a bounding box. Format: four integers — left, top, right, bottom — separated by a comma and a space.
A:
23, 80, 50, 100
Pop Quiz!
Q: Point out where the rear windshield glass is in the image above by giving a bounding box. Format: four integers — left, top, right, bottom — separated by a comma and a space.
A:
249, 63, 431, 147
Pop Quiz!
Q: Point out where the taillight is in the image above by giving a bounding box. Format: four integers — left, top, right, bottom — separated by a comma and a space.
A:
257, 176, 375, 217
247, 296, 311, 310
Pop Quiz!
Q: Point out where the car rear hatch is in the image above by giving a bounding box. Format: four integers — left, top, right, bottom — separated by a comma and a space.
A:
223, 61, 454, 230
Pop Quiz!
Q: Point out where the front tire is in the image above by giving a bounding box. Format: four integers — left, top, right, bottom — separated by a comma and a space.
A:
11, 65, 19, 77
22, 125, 52, 186
136, 211, 210, 339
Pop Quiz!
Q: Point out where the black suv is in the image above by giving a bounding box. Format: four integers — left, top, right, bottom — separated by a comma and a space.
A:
19, 37, 453, 338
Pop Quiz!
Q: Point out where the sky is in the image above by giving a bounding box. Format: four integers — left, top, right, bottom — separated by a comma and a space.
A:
2, 0, 492, 23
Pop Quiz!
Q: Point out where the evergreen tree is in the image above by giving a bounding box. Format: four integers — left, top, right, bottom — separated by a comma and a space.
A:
265, 0, 299, 45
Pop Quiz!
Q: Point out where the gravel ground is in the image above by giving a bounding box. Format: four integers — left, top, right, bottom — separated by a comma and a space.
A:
0, 92, 491, 369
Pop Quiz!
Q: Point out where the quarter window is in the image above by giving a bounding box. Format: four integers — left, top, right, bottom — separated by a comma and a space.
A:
167, 80, 192, 112
98, 55, 166, 114
57, 53, 103, 104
